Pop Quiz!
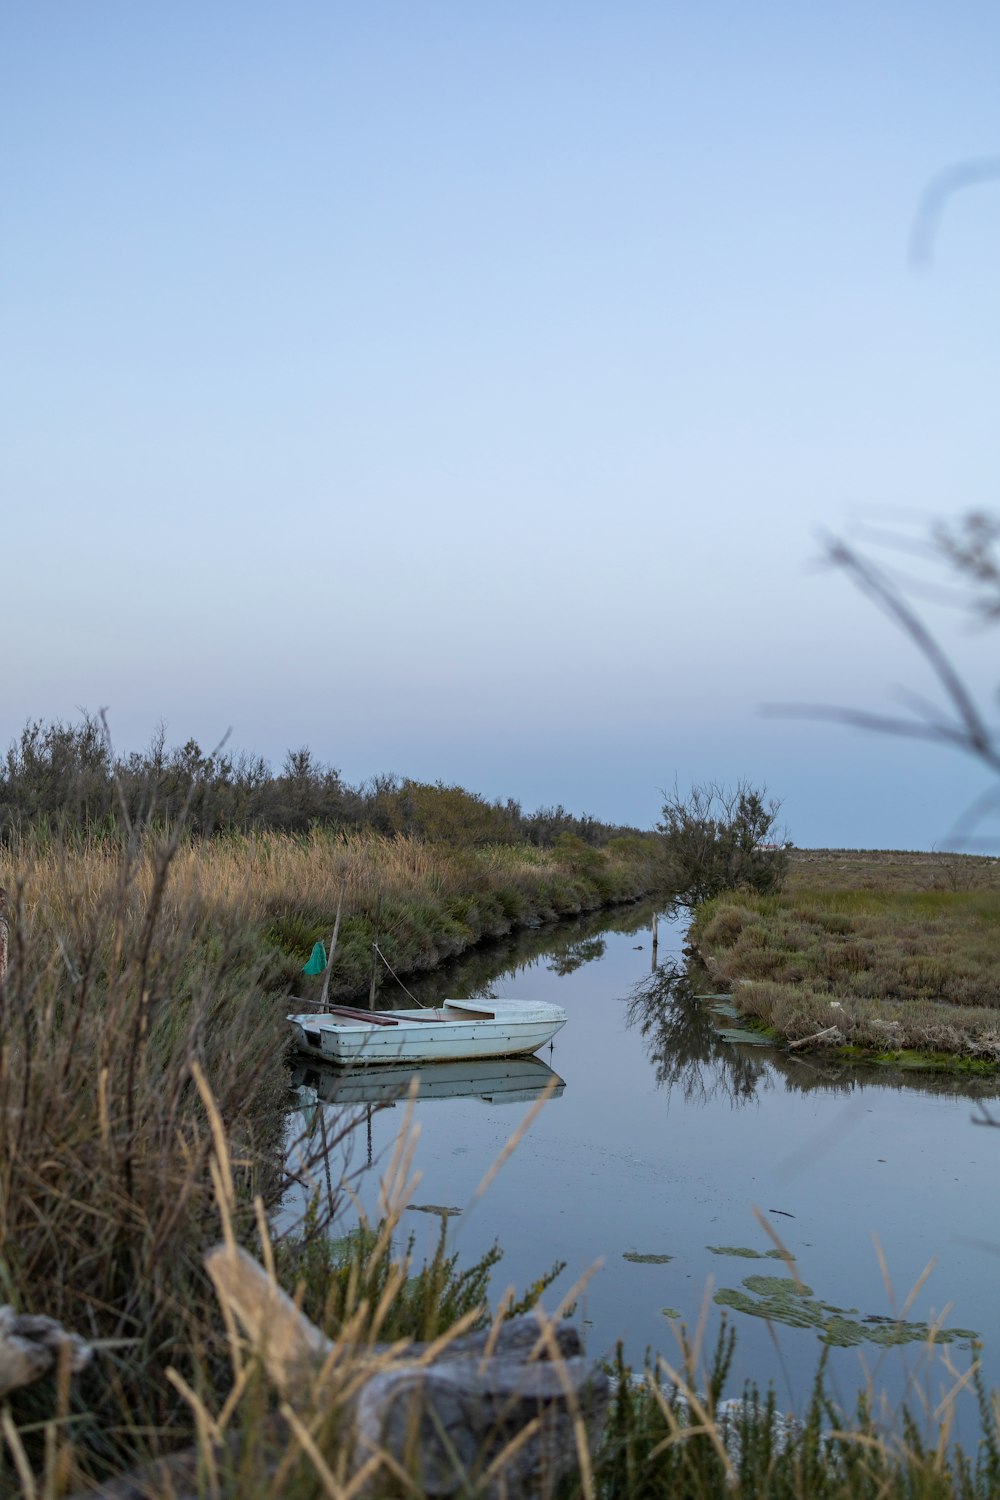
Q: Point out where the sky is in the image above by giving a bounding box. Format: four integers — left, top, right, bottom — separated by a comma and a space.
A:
3, 3, 1000, 850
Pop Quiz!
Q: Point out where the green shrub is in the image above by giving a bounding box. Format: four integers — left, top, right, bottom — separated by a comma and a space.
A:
658, 781, 789, 906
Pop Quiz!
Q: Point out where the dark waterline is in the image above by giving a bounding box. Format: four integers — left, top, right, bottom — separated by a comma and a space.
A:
285, 901, 1000, 1439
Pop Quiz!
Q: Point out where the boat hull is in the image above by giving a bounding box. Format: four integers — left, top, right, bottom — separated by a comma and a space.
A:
287, 998, 566, 1066
290, 1055, 566, 1106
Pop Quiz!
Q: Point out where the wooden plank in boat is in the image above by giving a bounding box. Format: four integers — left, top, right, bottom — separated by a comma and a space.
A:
324, 1005, 398, 1026
322, 1004, 442, 1026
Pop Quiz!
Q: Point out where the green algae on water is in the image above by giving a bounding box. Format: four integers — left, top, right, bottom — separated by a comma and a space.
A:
743, 1275, 808, 1296
661, 1307, 681, 1319
707, 1246, 792, 1260
708, 1002, 742, 1019
715, 1027, 774, 1047
714, 1273, 980, 1348
623, 1251, 673, 1264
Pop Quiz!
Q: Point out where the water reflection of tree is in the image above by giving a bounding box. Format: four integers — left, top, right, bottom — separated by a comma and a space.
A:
626, 961, 772, 1108
547, 937, 606, 976
628, 960, 1000, 1111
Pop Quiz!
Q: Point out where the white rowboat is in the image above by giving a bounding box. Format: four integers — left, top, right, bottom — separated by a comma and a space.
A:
286, 998, 567, 1066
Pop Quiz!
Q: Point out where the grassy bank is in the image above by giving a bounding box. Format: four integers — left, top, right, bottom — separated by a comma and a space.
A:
10, 825, 663, 1005
691, 851, 1000, 1065
251, 828, 663, 999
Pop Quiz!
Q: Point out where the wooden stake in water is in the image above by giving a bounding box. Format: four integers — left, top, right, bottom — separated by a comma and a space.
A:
651, 910, 659, 972
368, 894, 383, 1010
319, 877, 347, 1010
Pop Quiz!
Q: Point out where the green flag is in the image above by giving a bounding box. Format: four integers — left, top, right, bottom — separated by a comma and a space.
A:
303, 941, 328, 976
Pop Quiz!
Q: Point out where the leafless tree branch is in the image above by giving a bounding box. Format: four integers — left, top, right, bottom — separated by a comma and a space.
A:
909, 156, 1000, 265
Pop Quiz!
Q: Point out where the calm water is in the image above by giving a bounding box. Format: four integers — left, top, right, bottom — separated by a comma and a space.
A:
285, 901, 1000, 1434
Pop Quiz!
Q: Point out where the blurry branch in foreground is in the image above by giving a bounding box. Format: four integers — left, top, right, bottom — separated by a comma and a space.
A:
765, 514, 1000, 843
936, 512, 1000, 622
909, 155, 1000, 265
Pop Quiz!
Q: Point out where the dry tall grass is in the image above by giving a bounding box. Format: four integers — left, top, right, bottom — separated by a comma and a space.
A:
0, 830, 297, 1490
6, 826, 661, 1005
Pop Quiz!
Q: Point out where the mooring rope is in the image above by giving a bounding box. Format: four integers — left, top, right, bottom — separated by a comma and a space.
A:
372, 941, 427, 1006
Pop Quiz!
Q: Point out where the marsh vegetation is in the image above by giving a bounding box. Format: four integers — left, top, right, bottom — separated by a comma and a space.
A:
693, 851, 1000, 1064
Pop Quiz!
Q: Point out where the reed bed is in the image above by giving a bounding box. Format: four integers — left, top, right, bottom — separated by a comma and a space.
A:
5, 826, 662, 1008
178, 828, 661, 998
0, 837, 288, 1490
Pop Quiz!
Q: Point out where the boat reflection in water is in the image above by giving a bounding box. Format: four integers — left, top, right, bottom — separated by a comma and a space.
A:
290, 1054, 565, 1109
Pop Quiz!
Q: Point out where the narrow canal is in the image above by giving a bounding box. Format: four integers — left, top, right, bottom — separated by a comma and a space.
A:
286, 900, 1000, 1437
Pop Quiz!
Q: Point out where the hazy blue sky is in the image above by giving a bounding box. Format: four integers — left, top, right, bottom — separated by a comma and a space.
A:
4, 3, 999, 848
